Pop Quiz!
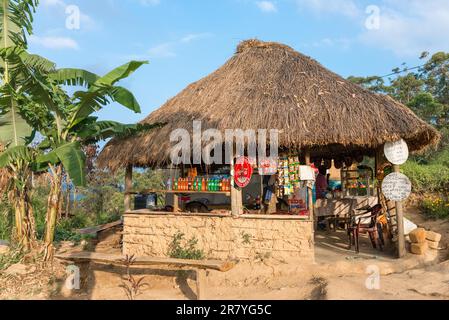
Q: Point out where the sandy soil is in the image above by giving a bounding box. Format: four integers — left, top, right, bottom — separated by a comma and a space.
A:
1, 206, 448, 300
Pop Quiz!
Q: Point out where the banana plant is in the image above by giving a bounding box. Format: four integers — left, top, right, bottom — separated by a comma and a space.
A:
27, 60, 163, 259
0, 0, 39, 249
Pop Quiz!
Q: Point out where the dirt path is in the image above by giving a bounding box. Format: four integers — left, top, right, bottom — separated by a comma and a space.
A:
2, 206, 448, 300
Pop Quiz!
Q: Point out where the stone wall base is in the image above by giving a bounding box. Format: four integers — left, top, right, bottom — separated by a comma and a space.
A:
123, 214, 314, 262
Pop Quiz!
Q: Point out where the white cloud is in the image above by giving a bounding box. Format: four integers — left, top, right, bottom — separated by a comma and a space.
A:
41, 0, 65, 6
256, 1, 277, 13
140, 0, 160, 5
360, 0, 449, 57
296, 0, 360, 18
295, 0, 449, 57
148, 42, 176, 58
181, 33, 213, 43
303, 37, 352, 49
148, 33, 214, 58
29, 35, 79, 50
40, 0, 95, 31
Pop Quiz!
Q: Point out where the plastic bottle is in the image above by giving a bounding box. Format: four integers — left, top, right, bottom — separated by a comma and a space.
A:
167, 178, 172, 191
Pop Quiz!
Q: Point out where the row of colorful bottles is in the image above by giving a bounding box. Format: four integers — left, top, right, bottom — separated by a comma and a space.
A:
167, 177, 231, 192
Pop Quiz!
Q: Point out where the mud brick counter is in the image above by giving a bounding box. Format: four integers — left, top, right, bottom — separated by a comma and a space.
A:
123, 211, 314, 262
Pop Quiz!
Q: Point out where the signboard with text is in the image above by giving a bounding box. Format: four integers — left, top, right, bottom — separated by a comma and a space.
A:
384, 139, 409, 165
234, 156, 253, 188
382, 172, 412, 202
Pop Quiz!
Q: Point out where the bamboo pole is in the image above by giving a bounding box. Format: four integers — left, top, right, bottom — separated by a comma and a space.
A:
305, 151, 316, 229
124, 164, 133, 212
393, 164, 406, 258
230, 156, 243, 216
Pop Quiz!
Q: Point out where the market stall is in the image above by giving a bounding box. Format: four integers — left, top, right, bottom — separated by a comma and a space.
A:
98, 40, 439, 261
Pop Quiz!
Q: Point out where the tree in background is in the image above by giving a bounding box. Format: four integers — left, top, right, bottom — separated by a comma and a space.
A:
350, 52, 449, 219
32, 61, 163, 259
0, 1, 162, 259
349, 51, 449, 159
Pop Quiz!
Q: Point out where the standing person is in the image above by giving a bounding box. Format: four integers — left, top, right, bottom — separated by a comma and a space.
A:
315, 165, 329, 199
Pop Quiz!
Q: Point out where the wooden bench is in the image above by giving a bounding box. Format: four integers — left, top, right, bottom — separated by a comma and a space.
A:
55, 252, 236, 300
76, 220, 123, 236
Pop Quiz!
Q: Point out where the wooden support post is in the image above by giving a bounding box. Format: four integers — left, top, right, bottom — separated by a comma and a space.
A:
124, 164, 133, 212
393, 164, 406, 258
173, 193, 179, 213
305, 151, 316, 229
78, 261, 91, 291
230, 156, 243, 216
196, 268, 206, 300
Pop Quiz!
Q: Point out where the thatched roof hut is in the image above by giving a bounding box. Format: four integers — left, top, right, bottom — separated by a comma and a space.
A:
98, 39, 440, 170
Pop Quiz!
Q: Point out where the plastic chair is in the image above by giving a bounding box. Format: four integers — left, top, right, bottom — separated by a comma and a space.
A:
347, 204, 384, 253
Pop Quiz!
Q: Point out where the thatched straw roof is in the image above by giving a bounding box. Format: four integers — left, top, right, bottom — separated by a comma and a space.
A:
98, 39, 440, 170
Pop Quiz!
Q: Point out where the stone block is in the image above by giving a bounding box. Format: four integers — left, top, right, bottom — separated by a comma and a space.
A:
411, 242, 428, 255
409, 228, 427, 243
426, 231, 441, 243
427, 240, 440, 250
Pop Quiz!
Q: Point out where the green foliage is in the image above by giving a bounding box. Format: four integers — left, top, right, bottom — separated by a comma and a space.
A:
241, 231, 252, 245
421, 196, 449, 220
0, 0, 39, 48
168, 232, 205, 260
0, 106, 33, 147
0, 194, 12, 241
0, 246, 24, 271
52, 142, 86, 187
402, 160, 449, 193
349, 51, 449, 159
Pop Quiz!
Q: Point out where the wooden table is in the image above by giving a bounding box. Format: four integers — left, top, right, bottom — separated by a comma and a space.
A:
315, 196, 378, 232
315, 196, 378, 218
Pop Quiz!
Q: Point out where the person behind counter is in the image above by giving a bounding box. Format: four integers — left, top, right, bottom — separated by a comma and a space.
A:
315, 165, 329, 199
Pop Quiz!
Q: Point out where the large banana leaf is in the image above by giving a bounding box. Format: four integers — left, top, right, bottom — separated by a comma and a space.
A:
62, 61, 147, 124
96, 61, 148, 86
0, 145, 32, 167
108, 86, 141, 113
76, 120, 164, 142
0, 86, 32, 147
49, 68, 100, 87
53, 142, 86, 187
0, 0, 38, 49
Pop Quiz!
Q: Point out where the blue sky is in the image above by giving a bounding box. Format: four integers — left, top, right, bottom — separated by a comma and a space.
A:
29, 0, 449, 125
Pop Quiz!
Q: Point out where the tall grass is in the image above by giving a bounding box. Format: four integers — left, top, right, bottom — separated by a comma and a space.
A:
402, 160, 449, 193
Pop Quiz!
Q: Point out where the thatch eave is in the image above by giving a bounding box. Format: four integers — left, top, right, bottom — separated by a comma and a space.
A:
97, 39, 441, 171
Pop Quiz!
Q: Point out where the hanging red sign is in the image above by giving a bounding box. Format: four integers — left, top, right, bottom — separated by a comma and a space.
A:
234, 156, 253, 188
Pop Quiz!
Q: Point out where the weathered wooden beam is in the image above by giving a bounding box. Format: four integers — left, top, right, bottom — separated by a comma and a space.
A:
196, 268, 207, 300
124, 164, 133, 212
55, 252, 236, 272
76, 220, 123, 236
230, 156, 243, 216
393, 164, 406, 258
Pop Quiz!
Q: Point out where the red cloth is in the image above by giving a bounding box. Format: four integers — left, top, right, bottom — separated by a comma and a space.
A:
315, 174, 328, 199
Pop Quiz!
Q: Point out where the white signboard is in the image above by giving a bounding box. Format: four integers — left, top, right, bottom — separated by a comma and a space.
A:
299, 166, 315, 181
384, 139, 409, 165
382, 172, 412, 202
258, 158, 277, 176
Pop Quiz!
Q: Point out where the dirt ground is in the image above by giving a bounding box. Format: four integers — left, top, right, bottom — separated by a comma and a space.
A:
1, 206, 448, 300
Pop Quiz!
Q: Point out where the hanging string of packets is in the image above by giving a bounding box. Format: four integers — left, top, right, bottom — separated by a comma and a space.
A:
277, 156, 301, 197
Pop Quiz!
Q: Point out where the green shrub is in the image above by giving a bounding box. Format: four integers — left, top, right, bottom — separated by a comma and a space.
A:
402, 160, 449, 193
421, 196, 449, 219
168, 232, 205, 260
